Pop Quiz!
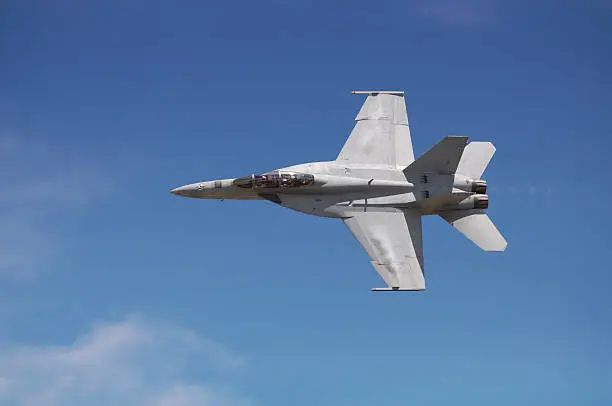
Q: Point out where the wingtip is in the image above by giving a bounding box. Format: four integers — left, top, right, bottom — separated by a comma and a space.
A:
351, 90, 405, 96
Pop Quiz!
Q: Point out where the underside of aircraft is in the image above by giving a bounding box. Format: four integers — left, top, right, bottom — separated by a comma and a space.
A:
171, 91, 507, 291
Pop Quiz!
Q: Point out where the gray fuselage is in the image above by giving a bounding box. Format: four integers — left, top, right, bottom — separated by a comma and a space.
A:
170, 161, 488, 218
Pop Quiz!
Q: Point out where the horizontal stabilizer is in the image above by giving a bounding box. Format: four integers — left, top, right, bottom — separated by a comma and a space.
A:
403, 136, 468, 175
440, 210, 507, 251
456, 142, 496, 179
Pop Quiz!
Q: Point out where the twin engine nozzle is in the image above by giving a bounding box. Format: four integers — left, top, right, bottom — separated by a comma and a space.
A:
473, 194, 488, 209
471, 180, 487, 194
455, 194, 489, 210
452, 175, 487, 194
469, 180, 488, 209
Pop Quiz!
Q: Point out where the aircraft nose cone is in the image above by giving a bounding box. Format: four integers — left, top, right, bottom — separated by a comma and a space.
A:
170, 184, 196, 197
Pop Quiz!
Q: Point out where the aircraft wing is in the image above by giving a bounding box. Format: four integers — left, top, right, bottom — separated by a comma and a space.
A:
343, 209, 425, 291
336, 91, 415, 168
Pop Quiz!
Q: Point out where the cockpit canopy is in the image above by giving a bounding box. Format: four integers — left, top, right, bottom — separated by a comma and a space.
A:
233, 171, 315, 189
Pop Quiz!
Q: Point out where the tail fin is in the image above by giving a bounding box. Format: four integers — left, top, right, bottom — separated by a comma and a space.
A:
455, 142, 496, 179
403, 137, 497, 179
439, 210, 507, 251
403, 136, 468, 175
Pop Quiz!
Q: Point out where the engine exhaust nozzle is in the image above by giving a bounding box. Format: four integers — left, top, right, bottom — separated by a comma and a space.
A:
472, 180, 487, 194
474, 194, 489, 209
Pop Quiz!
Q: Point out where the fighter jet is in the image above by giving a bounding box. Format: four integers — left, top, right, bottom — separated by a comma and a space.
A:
171, 91, 507, 291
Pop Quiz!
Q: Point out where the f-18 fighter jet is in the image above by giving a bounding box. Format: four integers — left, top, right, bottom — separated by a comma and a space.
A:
171, 91, 507, 291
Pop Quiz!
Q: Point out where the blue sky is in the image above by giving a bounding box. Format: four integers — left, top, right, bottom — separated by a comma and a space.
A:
1, 0, 611, 405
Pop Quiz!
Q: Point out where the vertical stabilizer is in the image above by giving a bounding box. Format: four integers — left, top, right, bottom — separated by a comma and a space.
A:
402, 136, 469, 175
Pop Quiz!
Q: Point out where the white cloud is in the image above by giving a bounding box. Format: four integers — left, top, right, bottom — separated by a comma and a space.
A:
0, 135, 109, 278
0, 315, 252, 406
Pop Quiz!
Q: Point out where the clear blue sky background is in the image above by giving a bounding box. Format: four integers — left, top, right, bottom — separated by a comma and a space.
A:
1, 1, 611, 405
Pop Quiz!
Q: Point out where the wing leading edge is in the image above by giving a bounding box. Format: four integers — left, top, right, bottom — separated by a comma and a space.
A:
336, 91, 415, 167
343, 209, 425, 291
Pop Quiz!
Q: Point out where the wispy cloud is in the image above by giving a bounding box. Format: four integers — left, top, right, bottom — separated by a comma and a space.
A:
0, 315, 252, 406
0, 135, 110, 278
411, 0, 496, 27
